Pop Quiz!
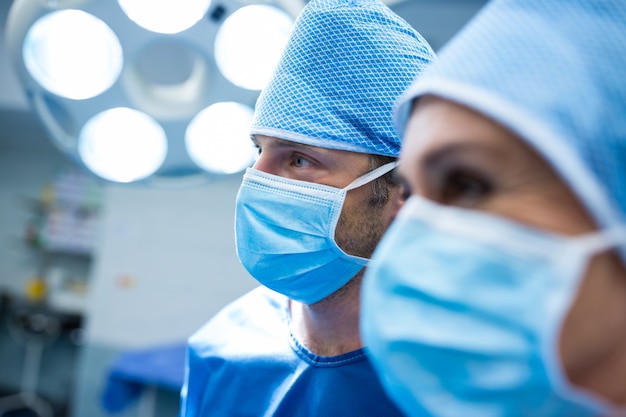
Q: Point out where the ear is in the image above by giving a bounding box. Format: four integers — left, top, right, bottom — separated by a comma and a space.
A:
390, 189, 406, 220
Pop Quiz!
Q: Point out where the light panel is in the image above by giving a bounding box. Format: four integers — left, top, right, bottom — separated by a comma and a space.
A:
125, 39, 210, 121
7, 0, 303, 183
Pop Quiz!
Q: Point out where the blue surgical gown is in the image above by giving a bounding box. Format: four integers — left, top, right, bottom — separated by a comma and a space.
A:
180, 286, 405, 416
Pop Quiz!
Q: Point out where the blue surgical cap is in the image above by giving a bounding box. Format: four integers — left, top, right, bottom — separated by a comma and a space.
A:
397, 0, 626, 243
252, 0, 435, 157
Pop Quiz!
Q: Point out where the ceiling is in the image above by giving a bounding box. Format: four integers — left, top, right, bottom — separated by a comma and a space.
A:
0, 0, 487, 155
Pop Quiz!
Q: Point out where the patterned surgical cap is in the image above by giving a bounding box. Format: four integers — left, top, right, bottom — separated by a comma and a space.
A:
397, 0, 626, 247
252, 0, 435, 157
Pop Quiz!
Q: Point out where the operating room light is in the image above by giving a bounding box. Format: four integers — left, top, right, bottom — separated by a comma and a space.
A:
6, 0, 300, 184
186, 102, 256, 174
118, 0, 213, 35
215, 5, 293, 90
78, 108, 168, 183
23, 10, 123, 100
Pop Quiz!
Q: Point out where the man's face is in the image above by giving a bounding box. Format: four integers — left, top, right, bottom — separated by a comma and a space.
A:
252, 135, 399, 258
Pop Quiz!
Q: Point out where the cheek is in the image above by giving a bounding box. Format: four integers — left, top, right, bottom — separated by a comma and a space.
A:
559, 251, 626, 384
485, 183, 596, 237
335, 187, 387, 258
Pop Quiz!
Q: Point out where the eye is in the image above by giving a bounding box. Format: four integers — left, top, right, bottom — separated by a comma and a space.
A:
439, 168, 492, 206
293, 155, 311, 168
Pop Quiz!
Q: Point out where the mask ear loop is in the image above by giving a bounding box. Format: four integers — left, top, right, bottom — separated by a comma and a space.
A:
343, 161, 399, 191
575, 227, 626, 257
328, 161, 398, 264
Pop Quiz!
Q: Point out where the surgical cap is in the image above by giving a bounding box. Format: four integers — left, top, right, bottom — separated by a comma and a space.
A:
397, 0, 626, 248
252, 0, 435, 157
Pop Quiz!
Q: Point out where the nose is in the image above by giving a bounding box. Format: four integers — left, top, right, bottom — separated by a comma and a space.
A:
251, 150, 274, 174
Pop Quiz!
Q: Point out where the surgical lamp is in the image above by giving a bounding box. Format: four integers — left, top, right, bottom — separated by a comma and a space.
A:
5, 0, 299, 183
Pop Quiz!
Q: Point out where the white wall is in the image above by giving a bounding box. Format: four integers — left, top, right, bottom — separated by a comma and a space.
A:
84, 175, 258, 349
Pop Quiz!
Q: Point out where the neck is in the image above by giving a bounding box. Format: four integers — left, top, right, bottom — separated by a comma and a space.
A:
289, 272, 364, 356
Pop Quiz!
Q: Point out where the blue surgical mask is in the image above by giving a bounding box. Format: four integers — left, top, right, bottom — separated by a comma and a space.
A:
361, 196, 626, 417
235, 162, 397, 305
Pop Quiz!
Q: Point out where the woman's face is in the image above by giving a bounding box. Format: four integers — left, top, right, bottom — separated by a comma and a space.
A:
399, 95, 626, 403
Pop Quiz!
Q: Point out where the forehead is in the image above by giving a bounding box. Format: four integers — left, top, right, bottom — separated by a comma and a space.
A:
251, 135, 314, 150
398, 96, 532, 175
253, 135, 371, 160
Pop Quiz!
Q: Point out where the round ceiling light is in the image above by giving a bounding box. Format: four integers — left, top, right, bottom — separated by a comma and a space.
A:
185, 102, 256, 174
214, 5, 293, 90
23, 10, 123, 100
78, 108, 168, 183
118, 0, 213, 34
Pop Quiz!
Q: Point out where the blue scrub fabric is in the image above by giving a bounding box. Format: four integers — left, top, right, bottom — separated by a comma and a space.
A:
179, 287, 405, 417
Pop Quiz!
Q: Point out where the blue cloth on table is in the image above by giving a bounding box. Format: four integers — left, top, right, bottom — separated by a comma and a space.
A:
102, 342, 186, 413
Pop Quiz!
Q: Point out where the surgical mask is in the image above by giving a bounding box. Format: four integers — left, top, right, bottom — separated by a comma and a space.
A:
361, 196, 626, 417
235, 161, 397, 305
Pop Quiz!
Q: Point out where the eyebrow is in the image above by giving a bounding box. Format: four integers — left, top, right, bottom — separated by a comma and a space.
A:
250, 135, 317, 152
421, 141, 502, 172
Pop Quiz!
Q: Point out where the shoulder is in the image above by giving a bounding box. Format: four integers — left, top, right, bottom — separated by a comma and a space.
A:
188, 286, 290, 357
181, 287, 296, 416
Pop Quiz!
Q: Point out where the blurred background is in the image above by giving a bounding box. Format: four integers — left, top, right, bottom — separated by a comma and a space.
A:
0, 0, 487, 416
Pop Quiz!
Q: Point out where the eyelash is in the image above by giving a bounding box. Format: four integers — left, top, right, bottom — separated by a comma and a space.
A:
253, 143, 315, 169
292, 154, 312, 168
438, 168, 493, 206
